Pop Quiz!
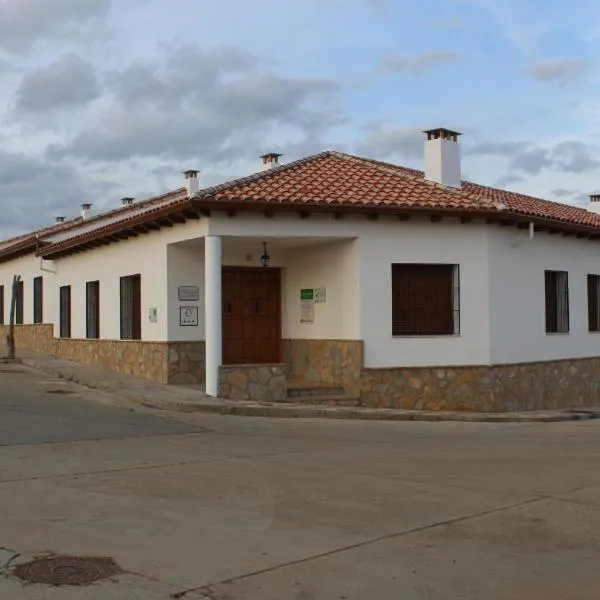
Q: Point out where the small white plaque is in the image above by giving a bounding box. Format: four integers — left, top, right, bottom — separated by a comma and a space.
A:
148, 307, 158, 323
178, 286, 200, 301
180, 306, 199, 326
314, 287, 327, 303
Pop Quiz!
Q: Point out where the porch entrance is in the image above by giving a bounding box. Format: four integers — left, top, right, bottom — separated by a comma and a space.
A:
222, 267, 282, 365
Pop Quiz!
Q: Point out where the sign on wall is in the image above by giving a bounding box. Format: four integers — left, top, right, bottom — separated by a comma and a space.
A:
180, 306, 199, 327
148, 307, 158, 323
314, 287, 327, 303
300, 288, 314, 323
178, 286, 200, 301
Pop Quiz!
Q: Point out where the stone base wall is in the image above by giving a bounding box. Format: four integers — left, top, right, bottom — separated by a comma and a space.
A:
0, 324, 54, 354
283, 339, 363, 397
54, 339, 169, 383
167, 342, 206, 386
219, 364, 287, 402
361, 358, 600, 412
1, 324, 205, 387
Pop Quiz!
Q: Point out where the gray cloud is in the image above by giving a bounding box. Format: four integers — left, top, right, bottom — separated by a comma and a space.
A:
16, 54, 100, 111
48, 45, 344, 164
0, 0, 110, 53
468, 137, 600, 176
466, 141, 528, 156
0, 150, 108, 238
509, 148, 553, 175
495, 174, 523, 187
355, 123, 423, 160
525, 58, 587, 84
380, 51, 461, 74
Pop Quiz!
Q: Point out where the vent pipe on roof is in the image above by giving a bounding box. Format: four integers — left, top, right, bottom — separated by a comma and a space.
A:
81, 203, 93, 220
261, 153, 282, 171
55, 216, 66, 223
121, 197, 135, 206
183, 170, 200, 195
589, 194, 600, 215
423, 128, 461, 188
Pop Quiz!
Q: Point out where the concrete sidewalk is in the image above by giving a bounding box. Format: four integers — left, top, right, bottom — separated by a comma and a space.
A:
3, 346, 600, 423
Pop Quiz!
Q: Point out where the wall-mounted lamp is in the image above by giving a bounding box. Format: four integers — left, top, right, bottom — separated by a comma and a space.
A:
261, 241, 271, 268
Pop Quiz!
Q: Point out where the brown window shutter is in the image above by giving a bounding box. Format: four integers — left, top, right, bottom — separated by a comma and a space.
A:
392, 264, 455, 336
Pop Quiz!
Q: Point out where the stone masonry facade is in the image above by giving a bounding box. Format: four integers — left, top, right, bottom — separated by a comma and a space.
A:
283, 339, 363, 398
218, 364, 287, 402
4, 324, 600, 411
0, 325, 205, 386
361, 359, 600, 412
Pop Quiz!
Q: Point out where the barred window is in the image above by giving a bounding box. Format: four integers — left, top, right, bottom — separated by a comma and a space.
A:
59, 285, 71, 338
86, 281, 100, 339
545, 270, 569, 333
120, 275, 141, 340
391, 264, 460, 336
33, 276, 43, 324
588, 274, 600, 332
15, 280, 24, 325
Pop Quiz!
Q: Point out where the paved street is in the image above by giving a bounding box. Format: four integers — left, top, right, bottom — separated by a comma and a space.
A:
1, 362, 600, 599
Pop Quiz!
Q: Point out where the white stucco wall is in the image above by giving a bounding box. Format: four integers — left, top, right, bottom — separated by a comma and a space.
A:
488, 226, 600, 364
283, 240, 359, 340
358, 218, 491, 368
6, 206, 600, 369
52, 219, 207, 340
0, 254, 56, 326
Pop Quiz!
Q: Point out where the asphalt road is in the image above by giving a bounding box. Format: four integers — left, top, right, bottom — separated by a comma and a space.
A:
1, 361, 600, 599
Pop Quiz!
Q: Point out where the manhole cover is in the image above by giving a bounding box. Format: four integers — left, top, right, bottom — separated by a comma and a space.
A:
46, 390, 75, 395
13, 556, 121, 586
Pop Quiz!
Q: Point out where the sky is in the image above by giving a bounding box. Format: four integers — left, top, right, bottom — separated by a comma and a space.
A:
1, 0, 600, 238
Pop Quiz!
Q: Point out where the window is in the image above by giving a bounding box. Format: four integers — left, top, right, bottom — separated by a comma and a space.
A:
588, 275, 600, 332
86, 281, 100, 339
545, 270, 569, 333
59, 285, 71, 338
0, 286, 4, 325
15, 280, 24, 325
391, 264, 460, 336
33, 276, 43, 324
120, 275, 141, 340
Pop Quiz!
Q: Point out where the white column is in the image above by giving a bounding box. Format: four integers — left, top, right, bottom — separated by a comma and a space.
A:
205, 235, 222, 397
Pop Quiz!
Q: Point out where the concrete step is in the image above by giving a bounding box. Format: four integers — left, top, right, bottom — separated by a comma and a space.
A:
287, 382, 346, 398
280, 393, 360, 407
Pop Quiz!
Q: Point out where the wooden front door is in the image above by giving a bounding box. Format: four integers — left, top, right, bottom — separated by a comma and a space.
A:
222, 268, 282, 365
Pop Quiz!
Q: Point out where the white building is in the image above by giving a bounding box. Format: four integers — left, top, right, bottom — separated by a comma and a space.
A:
2, 129, 600, 412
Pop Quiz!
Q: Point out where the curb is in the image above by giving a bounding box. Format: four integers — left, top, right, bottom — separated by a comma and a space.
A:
17, 357, 600, 424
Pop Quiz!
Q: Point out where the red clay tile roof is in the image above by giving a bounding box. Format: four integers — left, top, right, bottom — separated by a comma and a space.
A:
195, 151, 600, 229
23, 150, 600, 260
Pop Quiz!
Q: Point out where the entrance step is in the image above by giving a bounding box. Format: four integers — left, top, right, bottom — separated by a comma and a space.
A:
284, 381, 359, 407
287, 381, 346, 399
282, 394, 360, 407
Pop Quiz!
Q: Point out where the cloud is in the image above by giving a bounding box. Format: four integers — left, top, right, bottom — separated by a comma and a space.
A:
16, 54, 101, 112
49, 45, 344, 164
380, 52, 461, 74
468, 138, 600, 176
0, 150, 107, 237
495, 174, 524, 187
355, 123, 423, 160
525, 58, 588, 84
466, 141, 528, 156
0, 0, 110, 53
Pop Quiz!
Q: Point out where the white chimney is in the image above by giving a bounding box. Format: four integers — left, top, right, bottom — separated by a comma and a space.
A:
81, 203, 92, 220
261, 153, 282, 171
183, 170, 200, 195
424, 128, 461, 188
55, 216, 66, 223
589, 194, 600, 214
